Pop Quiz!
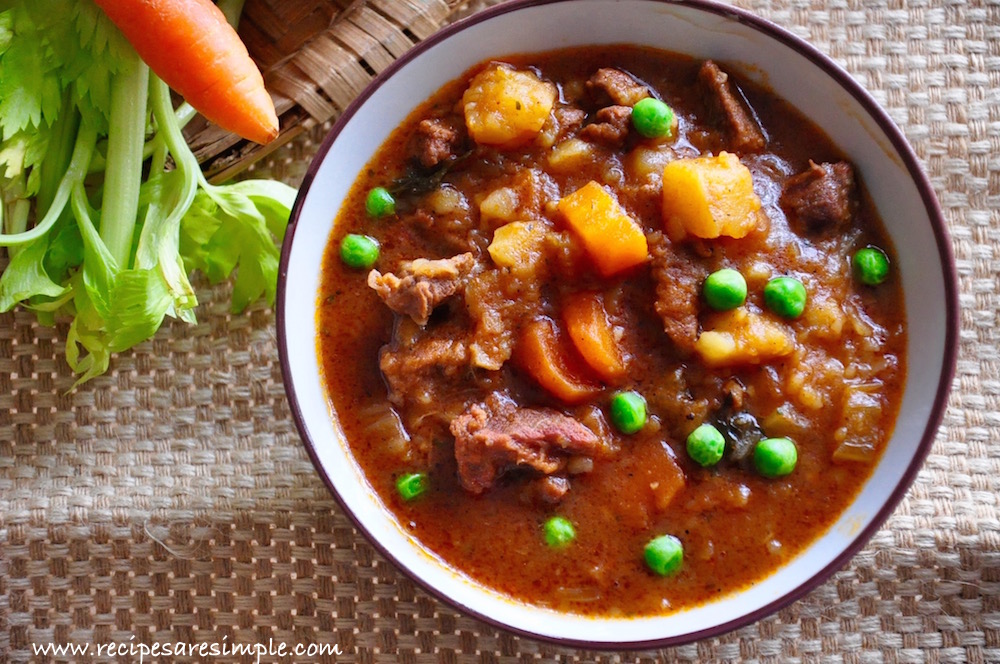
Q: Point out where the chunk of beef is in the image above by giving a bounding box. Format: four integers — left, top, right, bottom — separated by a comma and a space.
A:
378, 314, 510, 457
780, 161, 856, 234
580, 105, 632, 146
648, 232, 707, 353
698, 60, 766, 153
402, 208, 478, 254
368, 253, 476, 326
380, 332, 470, 408
379, 331, 473, 456
412, 118, 465, 169
586, 68, 650, 107
450, 393, 604, 494
553, 106, 586, 140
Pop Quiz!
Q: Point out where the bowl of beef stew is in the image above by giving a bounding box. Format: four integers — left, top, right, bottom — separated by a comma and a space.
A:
278, 0, 958, 648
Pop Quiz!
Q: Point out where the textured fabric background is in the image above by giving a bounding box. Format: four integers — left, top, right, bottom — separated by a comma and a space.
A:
2, 0, 999, 661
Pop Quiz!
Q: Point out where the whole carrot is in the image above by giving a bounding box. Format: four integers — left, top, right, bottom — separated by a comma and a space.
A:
93, 0, 279, 144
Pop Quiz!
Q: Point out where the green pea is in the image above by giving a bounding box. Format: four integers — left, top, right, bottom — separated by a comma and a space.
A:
340, 234, 380, 270
631, 98, 676, 139
396, 472, 428, 501
703, 268, 747, 311
544, 516, 576, 548
753, 437, 798, 478
852, 246, 890, 286
610, 391, 647, 434
763, 276, 807, 319
365, 186, 396, 218
644, 534, 683, 576
686, 423, 725, 467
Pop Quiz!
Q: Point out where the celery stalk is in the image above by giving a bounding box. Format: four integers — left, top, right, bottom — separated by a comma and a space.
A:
37, 93, 80, 219
87, 102, 196, 175
99, 50, 149, 268
0, 119, 98, 247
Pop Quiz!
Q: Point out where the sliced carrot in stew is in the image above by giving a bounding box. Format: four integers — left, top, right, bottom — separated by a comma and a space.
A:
562, 292, 627, 382
557, 181, 649, 277
587, 439, 686, 530
649, 448, 686, 512
515, 317, 599, 404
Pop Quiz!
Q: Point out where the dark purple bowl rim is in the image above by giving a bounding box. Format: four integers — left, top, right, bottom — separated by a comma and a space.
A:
276, 0, 959, 650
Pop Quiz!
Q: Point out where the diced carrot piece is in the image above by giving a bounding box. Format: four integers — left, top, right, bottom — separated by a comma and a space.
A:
463, 64, 557, 149
661, 151, 763, 241
556, 181, 649, 277
562, 292, 626, 382
648, 447, 686, 512
515, 317, 599, 403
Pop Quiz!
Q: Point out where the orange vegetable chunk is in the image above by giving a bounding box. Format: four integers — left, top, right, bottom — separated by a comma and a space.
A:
648, 446, 686, 512
515, 317, 599, 404
562, 292, 627, 381
589, 439, 686, 530
94, 0, 279, 144
661, 151, 763, 241
556, 181, 649, 277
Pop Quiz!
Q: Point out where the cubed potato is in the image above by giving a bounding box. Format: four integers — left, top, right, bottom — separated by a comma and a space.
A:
626, 145, 675, 183
488, 221, 548, 272
803, 295, 845, 340
463, 64, 557, 149
556, 181, 648, 277
535, 112, 560, 149
480, 169, 557, 228
479, 187, 520, 224
695, 308, 795, 367
593, 439, 686, 530
425, 186, 468, 216
465, 270, 525, 371
548, 138, 595, 172
661, 151, 763, 241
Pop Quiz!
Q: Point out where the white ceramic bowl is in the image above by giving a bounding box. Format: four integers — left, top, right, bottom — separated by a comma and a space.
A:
278, 0, 958, 648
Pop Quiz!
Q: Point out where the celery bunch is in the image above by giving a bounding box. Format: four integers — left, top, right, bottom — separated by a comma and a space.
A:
0, 0, 296, 384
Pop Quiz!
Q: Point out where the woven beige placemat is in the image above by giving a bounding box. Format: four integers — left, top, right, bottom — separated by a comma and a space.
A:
2, 0, 997, 661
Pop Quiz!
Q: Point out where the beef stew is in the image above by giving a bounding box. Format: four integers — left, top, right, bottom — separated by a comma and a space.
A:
316, 46, 906, 616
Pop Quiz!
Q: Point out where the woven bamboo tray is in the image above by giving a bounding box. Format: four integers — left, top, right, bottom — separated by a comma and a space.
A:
186, 0, 469, 182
